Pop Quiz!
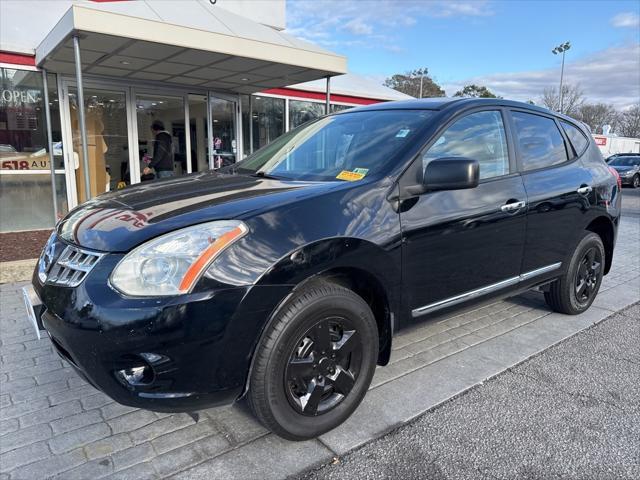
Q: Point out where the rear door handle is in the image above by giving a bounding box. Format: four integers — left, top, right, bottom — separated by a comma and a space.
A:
577, 186, 593, 194
500, 200, 526, 213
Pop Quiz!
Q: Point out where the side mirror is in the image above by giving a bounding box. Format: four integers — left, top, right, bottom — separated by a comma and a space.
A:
406, 157, 480, 195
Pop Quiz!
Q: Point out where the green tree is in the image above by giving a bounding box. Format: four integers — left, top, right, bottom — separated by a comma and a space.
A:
453, 84, 500, 98
383, 68, 445, 98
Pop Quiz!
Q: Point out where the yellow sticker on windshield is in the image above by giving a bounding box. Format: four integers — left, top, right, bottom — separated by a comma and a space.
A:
336, 170, 366, 181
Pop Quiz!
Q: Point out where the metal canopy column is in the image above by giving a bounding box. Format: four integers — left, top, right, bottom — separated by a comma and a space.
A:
249, 95, 254, 154
72, 35, 91, 200
325, 76, 331, 114
41, 70, 58, 222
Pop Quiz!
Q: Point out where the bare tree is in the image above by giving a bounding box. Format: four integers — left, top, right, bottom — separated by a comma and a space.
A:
618, 104, 640, 138
574, 103, 620, 134
540, 84, 585, 116
384, 69, 445, 98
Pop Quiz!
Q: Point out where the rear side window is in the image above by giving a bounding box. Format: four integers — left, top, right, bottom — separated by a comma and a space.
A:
423, 110, 509, 180
512, 112, 568, 171
561, 121, 589, 156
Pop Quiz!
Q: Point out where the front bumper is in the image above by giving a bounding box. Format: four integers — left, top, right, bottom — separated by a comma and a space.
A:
31, 252, 292, 412
620, 175, 636, 185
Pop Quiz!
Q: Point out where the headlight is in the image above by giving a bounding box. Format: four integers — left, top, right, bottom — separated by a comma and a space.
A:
622, 170, 635, 177
110, 220, 247, 296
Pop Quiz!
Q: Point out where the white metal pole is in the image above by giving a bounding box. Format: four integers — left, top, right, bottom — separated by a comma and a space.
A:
325, 76, 331, 114
41, 70, 58, 222
249, 95, 254, 154
559, 50, 566, 114
207, 92, 213, 169
73, 35, 91, 200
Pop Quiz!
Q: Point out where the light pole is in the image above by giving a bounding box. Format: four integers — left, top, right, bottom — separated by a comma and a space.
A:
552, 41, 571, 114
417, 67, 427, 99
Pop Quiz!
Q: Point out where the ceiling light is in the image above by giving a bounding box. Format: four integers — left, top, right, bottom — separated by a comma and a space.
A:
120, 60, 131, 65
241, 78, 249, 81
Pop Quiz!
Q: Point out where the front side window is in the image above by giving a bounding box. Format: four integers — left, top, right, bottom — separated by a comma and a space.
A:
228, 109, 435, 181
423, 110, 509, 180
561, 121, 589, 156
512, 112, 568, 170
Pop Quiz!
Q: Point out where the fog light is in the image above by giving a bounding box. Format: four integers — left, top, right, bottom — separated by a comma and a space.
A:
116, 364, 154, 386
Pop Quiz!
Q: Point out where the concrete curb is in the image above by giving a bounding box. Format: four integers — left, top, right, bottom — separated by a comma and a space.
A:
0, 258, 37, 284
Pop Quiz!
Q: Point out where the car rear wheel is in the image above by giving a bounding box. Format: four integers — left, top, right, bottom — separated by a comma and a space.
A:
544, 232, 604, 315
632, 174, 640, 189
248, 279, 378, 440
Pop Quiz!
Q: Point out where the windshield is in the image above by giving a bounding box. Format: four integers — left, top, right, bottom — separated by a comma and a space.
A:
226, 109, 435, 181
609, 157, 640, 166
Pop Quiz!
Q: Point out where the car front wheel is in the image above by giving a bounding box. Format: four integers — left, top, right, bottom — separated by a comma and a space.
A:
544, 232, 605, 315
632, 174, 640, 189
248, 279, 378, 440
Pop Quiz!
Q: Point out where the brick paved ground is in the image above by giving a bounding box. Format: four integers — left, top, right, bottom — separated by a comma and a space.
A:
0, 191, 638, 479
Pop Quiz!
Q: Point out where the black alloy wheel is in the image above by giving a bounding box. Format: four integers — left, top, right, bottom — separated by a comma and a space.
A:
248, 280, 378, 440
544, 232, 605, 315
633, 174, 640, 189
285, 316, 361, 416
574, 247, 602, 306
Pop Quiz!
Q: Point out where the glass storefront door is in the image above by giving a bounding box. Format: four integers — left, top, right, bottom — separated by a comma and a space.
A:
59, 79, 243, 210
134, 93, 185, 180
66, 86, 131, 203
210, 96, 238, 169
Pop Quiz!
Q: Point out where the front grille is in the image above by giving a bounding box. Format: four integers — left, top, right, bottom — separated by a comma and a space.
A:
45, 244, 104, 287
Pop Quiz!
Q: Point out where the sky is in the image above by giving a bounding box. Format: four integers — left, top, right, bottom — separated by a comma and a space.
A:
285, 0, 640, 108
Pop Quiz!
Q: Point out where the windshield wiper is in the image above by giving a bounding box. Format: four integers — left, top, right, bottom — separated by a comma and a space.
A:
251, 171, 286, 180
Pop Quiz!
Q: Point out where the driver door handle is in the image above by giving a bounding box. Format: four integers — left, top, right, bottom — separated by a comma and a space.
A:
500, 200, 526, 213
577, 186, 593, 194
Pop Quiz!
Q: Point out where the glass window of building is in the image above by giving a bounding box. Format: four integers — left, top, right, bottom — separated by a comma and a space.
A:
331, 104, 353, 113
188, 94, 209, 172
135, 94, 185, 180
242, 95, 284, 156
0, 68, 67, 232
68, 87, 129, 200
289, 100, 325, 129
211, 97, 237, 169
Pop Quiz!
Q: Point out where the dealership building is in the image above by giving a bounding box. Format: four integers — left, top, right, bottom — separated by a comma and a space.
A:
0, 0, 410, 233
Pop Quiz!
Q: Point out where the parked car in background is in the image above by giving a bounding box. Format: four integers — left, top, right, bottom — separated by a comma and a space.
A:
24, 98, 621, 440
607, 155, 640, 188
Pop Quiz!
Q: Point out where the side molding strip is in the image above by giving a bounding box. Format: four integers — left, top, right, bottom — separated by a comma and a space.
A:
411, 262, 562, 318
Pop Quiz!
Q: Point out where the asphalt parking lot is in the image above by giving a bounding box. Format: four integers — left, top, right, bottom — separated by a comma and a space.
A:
300, 302, 640, 480
0, 188, 638, 480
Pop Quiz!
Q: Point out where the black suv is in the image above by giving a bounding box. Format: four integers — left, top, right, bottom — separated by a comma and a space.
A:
25, 99, 621, 440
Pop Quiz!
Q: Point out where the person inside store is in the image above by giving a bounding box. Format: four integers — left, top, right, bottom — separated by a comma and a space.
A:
143, 120, 174, 179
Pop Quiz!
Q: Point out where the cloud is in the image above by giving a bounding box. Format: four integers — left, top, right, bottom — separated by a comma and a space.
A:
344, 18, 373, 36
611, 12, 640, 28
285, 0, 492, 49
443, 44, 640, 109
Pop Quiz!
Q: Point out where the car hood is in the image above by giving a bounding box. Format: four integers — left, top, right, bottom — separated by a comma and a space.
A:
57, 171, 344, 252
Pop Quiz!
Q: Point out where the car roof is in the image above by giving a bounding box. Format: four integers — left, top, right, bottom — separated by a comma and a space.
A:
347, 97, 568, 118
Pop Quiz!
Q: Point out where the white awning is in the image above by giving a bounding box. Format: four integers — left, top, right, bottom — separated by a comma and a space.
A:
35, 1, 347, 94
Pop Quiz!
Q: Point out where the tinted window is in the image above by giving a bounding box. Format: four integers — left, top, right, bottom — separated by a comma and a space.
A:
609, 156, 640, 166
230, 109, 434, 181
423, 111, 509, 180
512, 112, 568, 170
561, 121, 589, 156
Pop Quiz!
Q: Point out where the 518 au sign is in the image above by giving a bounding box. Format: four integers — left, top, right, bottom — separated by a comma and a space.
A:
1, 159, 50, 170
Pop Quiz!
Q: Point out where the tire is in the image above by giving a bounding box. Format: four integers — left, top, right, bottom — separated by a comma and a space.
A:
544, 232, 605, 315
632, 174, 640, 189
248, 279, 378, 440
